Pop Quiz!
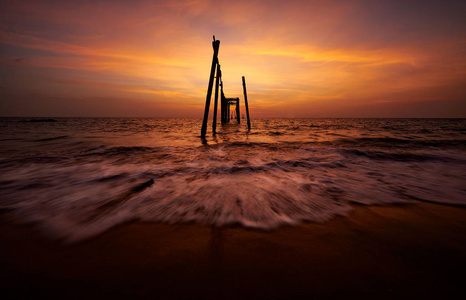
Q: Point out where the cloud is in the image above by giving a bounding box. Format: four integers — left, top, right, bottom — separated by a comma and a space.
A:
1, 0, 465, 117
13, 57, 27, 64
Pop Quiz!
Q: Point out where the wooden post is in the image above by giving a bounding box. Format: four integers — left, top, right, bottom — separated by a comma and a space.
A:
220, 82, 225, 125
242, 76, 251, 130
236, 98, 240, 124
201, 36, 220, 138
212, 64, 221, 134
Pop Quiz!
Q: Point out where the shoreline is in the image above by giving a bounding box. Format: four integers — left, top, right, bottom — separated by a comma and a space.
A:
1, 202, 466, 299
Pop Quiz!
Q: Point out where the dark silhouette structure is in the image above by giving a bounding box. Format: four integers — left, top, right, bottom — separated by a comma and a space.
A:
200, 37, 220, 138
242, 76, 251, 130
224, 97, 240, 124
201, 36, 251, 138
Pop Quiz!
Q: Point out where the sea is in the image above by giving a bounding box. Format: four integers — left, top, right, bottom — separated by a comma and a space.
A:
0, 117, 465, 242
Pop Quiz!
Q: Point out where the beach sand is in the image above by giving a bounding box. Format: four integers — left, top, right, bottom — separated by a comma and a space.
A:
1, 202, 466, 299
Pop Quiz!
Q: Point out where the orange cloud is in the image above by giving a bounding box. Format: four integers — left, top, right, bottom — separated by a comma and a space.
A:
1, 0, 465, 117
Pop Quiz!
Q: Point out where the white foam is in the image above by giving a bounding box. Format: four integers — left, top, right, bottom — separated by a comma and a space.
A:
1, 118, 465, 242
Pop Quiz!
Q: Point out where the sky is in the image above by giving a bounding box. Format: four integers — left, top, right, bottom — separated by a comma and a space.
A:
1, 0, 466, 117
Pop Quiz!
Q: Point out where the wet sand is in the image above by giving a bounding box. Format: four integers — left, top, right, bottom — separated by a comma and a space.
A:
1, 202, 466, 299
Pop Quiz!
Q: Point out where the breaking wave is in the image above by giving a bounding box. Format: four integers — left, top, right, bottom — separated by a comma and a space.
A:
0, 117, 465, 242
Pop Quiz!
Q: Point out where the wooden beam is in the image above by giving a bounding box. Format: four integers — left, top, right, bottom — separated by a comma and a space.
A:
201, 37, 220, 138
212, 63, 221, 135
236, 97, 240, 124
220, 82, 225, 125
242, 76, 251, 130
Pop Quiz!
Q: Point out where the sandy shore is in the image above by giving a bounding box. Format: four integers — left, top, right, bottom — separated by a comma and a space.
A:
1, 202, 466, 299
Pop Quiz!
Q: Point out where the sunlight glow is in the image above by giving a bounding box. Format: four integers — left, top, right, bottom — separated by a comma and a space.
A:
1, 0, 465, 117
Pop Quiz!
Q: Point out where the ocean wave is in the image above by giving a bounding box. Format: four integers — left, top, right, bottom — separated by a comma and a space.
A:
78, 146, 156, 156
332, 137, 466, 148
1, 118, 465, 242
1, 145, 465, 242
34, 135, 69, 142
339, 149, 465, 163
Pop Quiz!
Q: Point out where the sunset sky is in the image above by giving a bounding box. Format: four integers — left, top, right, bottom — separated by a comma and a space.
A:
1, 0, 465, 117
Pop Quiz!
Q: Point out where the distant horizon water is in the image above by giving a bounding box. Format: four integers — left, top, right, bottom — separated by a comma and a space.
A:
2, 117, 466, 121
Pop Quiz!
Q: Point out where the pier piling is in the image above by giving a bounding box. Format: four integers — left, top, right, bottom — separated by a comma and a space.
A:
242, 76, 251, 130
236, 96, 240, 124
201, 36, 220, 138
220, 82, 226, 125
201, 37, 252, 137
212, 63, 221, 135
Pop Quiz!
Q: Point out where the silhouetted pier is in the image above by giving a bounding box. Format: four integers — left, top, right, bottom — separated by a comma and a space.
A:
201, 36, 251, 138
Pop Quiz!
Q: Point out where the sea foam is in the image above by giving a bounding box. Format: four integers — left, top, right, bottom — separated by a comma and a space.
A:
0, 118, 465, 242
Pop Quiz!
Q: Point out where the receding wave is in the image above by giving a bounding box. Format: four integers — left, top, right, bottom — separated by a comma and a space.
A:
34, 135, 69, 142
332, 137, 466, 148
339, 149, 465, 163
79, 146, 157, 156
1, 117, 465, 242
1, 145, 465, 242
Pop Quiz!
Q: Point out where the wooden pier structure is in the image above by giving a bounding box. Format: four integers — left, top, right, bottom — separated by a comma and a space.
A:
201, 36, 251, 138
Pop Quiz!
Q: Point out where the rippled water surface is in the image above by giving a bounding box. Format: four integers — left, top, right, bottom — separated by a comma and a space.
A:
1, 118, 465, 241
